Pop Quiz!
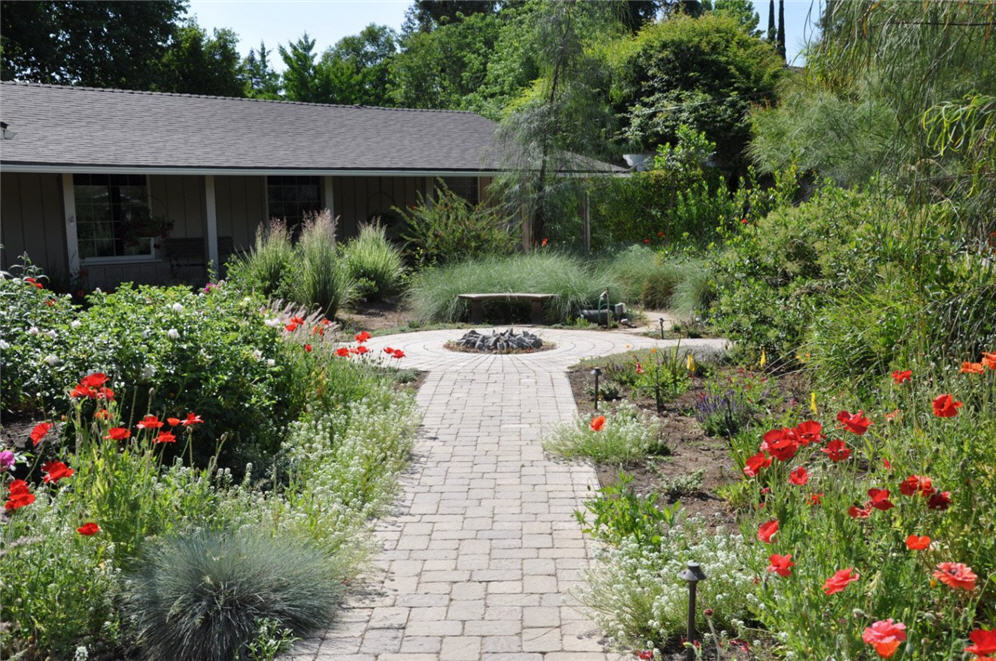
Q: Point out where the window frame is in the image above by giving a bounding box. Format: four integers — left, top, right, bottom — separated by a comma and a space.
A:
75, 173, 157, 265
265, 175, 323, 229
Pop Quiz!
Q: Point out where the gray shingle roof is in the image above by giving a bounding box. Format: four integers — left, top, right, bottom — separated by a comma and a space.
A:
0, 82, 620, 174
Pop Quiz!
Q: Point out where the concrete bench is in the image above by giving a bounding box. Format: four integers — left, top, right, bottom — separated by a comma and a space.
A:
457, 293, 557, 324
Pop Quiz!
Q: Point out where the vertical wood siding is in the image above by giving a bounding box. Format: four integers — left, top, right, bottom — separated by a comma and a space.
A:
215, 175, 266, 252
0, 172, 69, 278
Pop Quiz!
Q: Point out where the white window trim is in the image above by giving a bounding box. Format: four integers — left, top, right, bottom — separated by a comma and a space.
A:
77, 173, 158, 265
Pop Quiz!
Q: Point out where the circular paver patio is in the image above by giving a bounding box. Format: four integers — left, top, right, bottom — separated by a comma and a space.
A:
284, 328, 728, 661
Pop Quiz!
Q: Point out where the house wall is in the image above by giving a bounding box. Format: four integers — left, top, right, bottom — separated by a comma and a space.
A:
0, 172, 69, 280
332, 175, 424, 241
216, 175, 267, 252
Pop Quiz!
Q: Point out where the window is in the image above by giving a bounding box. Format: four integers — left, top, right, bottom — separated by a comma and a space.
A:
74, 174, 154, 260
267, 176, 322, 228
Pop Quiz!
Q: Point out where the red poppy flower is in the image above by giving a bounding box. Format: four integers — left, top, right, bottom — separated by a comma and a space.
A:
965, 629, 996, 656
822, 568, 859, 595
94, 409, 112, 421
290, 316, 305, 325
757, 519, 778, 543
77, 522, 100, 536
105, 427, 130, 441
891, 369, 912, 384
541, 238, 549, 247
392, 349, 405, 359
760, 427, 796, 451
384, 346, 395, 354
136, 415, 164, 430
927, 490, 952, 510
311, 325, 324, 336
885, 409, 901, 421
837, 410, 871, 435
848, 504, 871, 518
25, 276, 43, 289
794, 420, 823, 445
899, 475, 934, 497
905, 534, 930, 550
981, 352, 996, 371
42, 460, 74, 483
808, 492, 824, 506
767, 436, 799, 462
882, 458, 892, 469
867, 488, 894, 510
960, 362, 985, 375
934, 561, 977, 591
30, 422, 53, 446
80, 373, 109, 388
5, 479, 35, 511
590, 415, 606, 432
167, 417, 181, 426
821, 440, 851, 462
45, 298, 54, 307
155, 431, 177, 444
932, 394, 962, 417
635, 362, 644, 375
767, 553, 794, 577
642, 238, 650, 244
743, 451, 772, 477
180, 412, 203, 426
336, 347, 350, 357
304, 344, 313, 353
70, 384, 94, 398
788, 466, 809, 485
862, 619, 906, 659
355, 331, 371, 343
97, 387, 114, 400
353, 345, 369, 355
638, 651, 653, 660
284, 321, 300, 332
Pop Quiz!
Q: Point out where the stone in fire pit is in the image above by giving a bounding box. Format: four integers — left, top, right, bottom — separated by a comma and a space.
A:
451, 328, 544, 353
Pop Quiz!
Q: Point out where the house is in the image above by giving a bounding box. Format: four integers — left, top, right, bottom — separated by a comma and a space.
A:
0, 82, 617, 290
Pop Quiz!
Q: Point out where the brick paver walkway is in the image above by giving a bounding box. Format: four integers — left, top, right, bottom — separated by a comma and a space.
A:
286, 328, 727, 661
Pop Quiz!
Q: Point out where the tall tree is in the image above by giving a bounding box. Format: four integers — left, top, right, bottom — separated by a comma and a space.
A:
713, 0, 760, 35
243, 42, 281, 99
320, 24, 397, 106
776, 0, 786, 60
402, 0, 499, 34
278, 34, 322, 102
767, 0, 776, 42
1, 0, 186, 88
158, 22, 244, 96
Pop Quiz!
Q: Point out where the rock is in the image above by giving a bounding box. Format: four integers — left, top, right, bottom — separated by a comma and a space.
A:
453, 328, 543, 353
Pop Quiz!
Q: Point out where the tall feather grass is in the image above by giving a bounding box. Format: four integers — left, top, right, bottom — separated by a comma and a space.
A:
226, 219, 295, 299
343, 222, 404, 301
408, 251, 612, 323
599, 246, 709, 315
290, 211, 352, 317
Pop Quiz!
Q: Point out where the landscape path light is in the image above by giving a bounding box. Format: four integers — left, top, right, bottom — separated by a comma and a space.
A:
591, 367, 602, 410
678, 561, 708, 661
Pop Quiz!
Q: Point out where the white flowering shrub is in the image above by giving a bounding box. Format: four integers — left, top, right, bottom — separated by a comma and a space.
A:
579, 518, 754, 653
543, 400, 666, 463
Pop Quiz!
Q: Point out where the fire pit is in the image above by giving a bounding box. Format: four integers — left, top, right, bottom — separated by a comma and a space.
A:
446, 328, 548, 354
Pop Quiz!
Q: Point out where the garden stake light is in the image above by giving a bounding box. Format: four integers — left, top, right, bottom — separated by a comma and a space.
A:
679, 561, 708, 661
591, 367, 602, 410
659, 317, 665, 339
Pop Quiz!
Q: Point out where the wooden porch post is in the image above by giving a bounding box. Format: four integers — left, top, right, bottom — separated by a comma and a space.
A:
204, 175, 219, 270
61, 173, 80, 276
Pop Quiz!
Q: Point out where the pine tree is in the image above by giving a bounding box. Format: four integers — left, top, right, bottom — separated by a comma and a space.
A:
776, 0, 786, 61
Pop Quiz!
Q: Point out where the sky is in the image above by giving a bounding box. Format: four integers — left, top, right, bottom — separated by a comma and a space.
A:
186, 0, 822, 70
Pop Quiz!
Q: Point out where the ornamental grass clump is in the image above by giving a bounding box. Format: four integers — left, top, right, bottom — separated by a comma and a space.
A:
343, 222, 405, 301
543, 400, 665, 464
291, 210, 353, 317
125, 529, 341, 661
226, 219, 295, 301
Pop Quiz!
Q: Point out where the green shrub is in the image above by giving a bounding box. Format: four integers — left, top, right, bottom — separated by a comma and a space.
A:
126, 529, 341, 661
343, 222, 404, 302
397, 181, 518, 267
225, 220, 295, 301
0, 259, 77, 415
575, 472, 680, 548
290, 211, 352, 317
543, 400, 665, 463
408, 251, 613, 323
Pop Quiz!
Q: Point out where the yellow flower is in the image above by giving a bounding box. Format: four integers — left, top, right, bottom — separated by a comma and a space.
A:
686, 353, 696, 373
810, 392, 818, 415
759, 349, 767, 369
